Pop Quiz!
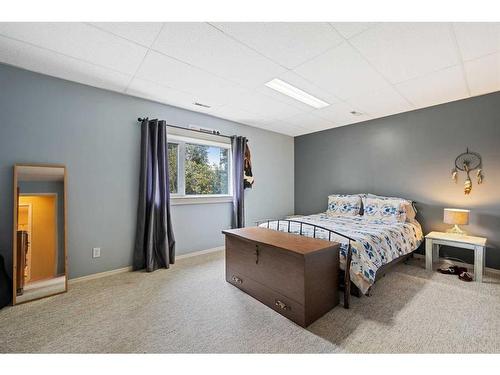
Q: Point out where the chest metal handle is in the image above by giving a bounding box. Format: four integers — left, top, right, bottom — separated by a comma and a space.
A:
275, 299, 290, 311
255, 244, 259, 264
232, 275, 243, 284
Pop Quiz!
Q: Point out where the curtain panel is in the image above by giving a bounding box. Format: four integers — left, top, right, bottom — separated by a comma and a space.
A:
231, 136, 247, 229
133, 119, 176, 272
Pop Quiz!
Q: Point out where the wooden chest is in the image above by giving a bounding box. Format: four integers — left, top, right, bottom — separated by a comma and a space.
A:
223, 227, 339, 327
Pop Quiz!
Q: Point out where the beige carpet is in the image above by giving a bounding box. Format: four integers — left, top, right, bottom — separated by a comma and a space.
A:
1, 250, 499, 353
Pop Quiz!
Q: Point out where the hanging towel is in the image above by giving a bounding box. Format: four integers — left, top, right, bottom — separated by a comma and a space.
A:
244, 142, 254, 189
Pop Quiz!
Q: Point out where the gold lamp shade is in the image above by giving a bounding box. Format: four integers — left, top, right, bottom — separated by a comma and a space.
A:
444, 208, 470, 235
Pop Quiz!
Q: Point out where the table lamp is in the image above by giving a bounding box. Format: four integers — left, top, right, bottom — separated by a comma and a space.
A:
444, 208, 470, 235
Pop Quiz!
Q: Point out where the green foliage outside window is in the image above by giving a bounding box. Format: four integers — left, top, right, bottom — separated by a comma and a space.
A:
185, 143, 228, 195
168, 143, 178, 194
167, 141, 229, 196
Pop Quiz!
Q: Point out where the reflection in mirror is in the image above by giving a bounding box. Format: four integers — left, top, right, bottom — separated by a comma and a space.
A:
13, 165, 67, 304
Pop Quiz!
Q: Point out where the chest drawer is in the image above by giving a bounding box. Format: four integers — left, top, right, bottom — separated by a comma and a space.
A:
225, 236, 304, 304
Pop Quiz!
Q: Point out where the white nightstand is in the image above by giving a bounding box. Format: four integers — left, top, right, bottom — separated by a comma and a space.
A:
425, 231, 487, 282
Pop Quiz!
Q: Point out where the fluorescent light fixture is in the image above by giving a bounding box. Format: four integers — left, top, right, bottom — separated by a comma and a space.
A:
265, 79, 330, 109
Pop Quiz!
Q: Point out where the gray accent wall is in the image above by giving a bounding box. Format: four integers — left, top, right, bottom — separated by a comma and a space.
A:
295, 92, 500, 269
0, 63, 294, 279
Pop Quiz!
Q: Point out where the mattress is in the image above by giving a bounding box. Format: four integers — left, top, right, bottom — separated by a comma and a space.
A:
258, 213, 424, 294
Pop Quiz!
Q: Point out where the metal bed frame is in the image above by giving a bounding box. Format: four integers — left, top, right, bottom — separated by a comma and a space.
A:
255, 203, 420, 309
255, 218, 358, 309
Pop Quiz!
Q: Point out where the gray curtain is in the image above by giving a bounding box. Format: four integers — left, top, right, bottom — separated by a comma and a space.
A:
133, 119, 175, 271
231, 136, 247, 228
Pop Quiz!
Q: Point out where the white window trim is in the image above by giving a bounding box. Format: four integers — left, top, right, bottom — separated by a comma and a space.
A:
171, 195, 233, 206
168, 132, 233, 205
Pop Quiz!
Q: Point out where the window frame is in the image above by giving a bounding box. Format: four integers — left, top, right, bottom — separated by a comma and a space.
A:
167, 142, 180, 195
168, 132, 233, 205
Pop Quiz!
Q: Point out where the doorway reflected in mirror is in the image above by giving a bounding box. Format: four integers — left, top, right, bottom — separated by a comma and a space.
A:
13, 164, 67, 304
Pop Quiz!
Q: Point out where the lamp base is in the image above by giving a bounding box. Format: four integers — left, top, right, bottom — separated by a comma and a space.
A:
446, 224, 467, 235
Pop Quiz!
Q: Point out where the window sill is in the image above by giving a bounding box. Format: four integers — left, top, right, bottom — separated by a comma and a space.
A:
171, 195, 233, 206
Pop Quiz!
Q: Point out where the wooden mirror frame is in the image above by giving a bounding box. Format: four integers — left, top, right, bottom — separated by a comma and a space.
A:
12, 163, 68, 305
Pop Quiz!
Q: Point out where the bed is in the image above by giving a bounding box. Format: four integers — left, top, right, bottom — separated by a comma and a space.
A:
258, 213, 424, 299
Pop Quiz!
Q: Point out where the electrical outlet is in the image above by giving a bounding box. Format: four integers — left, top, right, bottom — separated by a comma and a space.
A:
92, 247, 101, 258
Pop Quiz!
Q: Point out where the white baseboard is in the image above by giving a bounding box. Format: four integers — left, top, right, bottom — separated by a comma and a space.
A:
69, 266, 133, 284
413, 253, 500, 276
68, 246, 225, 284
176, 246, 224, 260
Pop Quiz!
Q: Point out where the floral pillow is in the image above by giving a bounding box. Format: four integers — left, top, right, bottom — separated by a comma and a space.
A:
363, 194, 416, 222
326, 194, 362, 217
363, 197, 407, 223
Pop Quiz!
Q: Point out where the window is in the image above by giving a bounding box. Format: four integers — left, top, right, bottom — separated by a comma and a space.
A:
185, 143, 229, 195
167, 134, 232, 203
168, 143, 178, 194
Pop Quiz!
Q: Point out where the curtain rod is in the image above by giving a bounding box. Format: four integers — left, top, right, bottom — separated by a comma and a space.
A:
137, 117, 234, 140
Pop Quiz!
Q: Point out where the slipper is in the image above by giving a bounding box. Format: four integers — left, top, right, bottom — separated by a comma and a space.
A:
438, 265, 467, 275
459, 271, 473, 282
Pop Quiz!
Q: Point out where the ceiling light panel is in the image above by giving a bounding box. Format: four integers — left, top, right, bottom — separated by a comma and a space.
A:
265, 79, 330, 109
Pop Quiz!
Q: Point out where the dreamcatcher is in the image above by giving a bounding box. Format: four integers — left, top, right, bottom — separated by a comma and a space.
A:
451, 148, 483, 195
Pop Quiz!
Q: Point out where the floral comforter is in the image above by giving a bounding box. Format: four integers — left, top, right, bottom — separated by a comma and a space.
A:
258, 214, 423, 294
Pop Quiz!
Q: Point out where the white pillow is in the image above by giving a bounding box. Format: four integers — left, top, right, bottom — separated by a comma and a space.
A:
363, 194, 416, 222
363, 196, 407, 223
326, 194, 362, 217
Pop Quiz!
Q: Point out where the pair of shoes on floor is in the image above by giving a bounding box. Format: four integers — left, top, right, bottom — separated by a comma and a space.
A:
437, 265, 473, 282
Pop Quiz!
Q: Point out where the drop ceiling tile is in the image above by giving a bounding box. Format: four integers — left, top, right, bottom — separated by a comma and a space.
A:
350, 23, 459, 84
223, 90, 306, 121
245, 118, 306, 136
280, 112, 336, 132
210, 105, 266, 125
330, 23, 376, 39
265, 122, 308, 136
89, 22, 164, 47
0, 23, 148, 75
293, 42, 390, 100
453, 23, 500, 61
126, 77, 213, 113
151, 22, 286, 88
287, 128, 310, 136
135, 50, 248, 107
0, 35, 131, 92
464, 52, 500, 96
396, 65, 469, 108
257, 70, 341, 112
313, 100, 372, 125
346, 86, 413, 117
213, 22, 343, 69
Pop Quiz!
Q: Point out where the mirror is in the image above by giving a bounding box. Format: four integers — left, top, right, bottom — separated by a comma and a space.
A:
13, 164, 67, 304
